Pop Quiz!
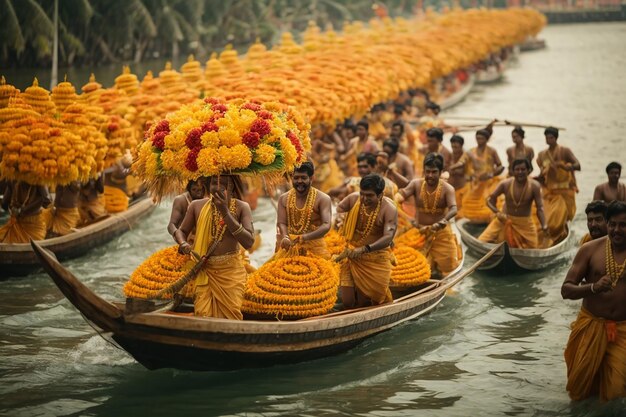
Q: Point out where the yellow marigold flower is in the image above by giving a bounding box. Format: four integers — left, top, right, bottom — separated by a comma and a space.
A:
144, 152, 159, 177
197, 147, 220, 176
215, 117, 231, 129
200, 131, 220, 148
164, 132, 185, 150
280, 136, 297, 169
218, 128, 242, 147
218, 144, 252, 171
160, 149, 178, 171
253, 143, 277, 166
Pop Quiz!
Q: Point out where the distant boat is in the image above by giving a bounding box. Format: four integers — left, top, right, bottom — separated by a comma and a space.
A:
520, 38, 547, 52
440, 74, 476, 111
456, 218, 576, 271
31, 240, 502, 371
475, 65, 504, 84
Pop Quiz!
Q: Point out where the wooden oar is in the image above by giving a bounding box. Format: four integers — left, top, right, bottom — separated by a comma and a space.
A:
304, 242, 504, 321
503, 119, 566, 131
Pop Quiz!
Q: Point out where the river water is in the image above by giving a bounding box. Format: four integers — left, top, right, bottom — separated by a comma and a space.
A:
1, 23, 626, 417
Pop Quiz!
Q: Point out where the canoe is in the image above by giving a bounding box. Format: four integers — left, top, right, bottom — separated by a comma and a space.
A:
455, 218, 576, 271
520, 38, 546, 52
0, 197, 156, 277
440, 74, 476, 111
31, 240, 501, 371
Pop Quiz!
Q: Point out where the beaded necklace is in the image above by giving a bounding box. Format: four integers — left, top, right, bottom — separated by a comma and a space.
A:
210, 198, 238, 243
508, 179, 529, 213
287, 187, 317, 235
420, 180, 443, 214
605, 238, 626, 287
354, 197, 382, 245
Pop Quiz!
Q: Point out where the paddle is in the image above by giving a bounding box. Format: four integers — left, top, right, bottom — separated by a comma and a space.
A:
303, 241, 504, 321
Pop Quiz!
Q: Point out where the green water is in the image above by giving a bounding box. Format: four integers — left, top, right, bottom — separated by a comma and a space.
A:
2, 22, 626, 417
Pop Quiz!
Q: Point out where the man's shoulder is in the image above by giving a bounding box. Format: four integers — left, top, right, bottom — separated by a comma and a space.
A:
580, 236, 606, 254
235, 198, 251, 212
314, 188, 332, 202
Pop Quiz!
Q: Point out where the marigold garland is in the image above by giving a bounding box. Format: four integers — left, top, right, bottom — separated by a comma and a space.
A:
241, 255, 339, 319
390, 245, 431, 287
395, 228, 426, 250
324, 229, 347, 257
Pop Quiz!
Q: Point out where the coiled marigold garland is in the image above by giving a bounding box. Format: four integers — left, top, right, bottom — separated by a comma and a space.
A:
390, 245, 431, 287
395, 228, 426, 251
241, 255, 339, 319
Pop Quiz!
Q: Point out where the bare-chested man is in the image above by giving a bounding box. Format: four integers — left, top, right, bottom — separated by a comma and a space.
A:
478, 159, 549, 249
167, 179, 206, 241
276, 161, 332, 259
561, 200, 626, 402
422, 127, 452, 171
337, 174, 397, 308
175, 175, 255, 319
350, 120, 379, 156
505, 126, 534, 175
593, 161, 626, 203
0, 181, 51, 242
329, 153, 397, 201
395, 153, 460, 275
381, 139, 414, 185
447, 135, 472, 216
45, 182, 81, 237
579, 200, 608, 246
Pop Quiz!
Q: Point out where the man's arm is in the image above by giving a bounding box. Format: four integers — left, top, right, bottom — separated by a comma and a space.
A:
486, 181, 506, 222
336, 193, 358, 214
395, 179, 417, 203
276, 194, 288, 238
533, 182, 548, 231
167, 197, 185, 237
563, 148, 581, 172
491, 149, 505, 176
174, 202, 198, 253
560, 244, 612, 299
592, 185, 603, 201
230, 201, 255, 250
301, 194, 331, 242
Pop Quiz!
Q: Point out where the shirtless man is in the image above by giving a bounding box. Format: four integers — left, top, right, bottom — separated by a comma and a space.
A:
505, 126, 534, 175
167, 179, 206, 240
561, 200, 626, 401
175, 175, 255, 319
593, 161, 626, 203
337, 174, 398, 308
350, 120, 379, 156
276, 161, 332, 258
579, 200, 608, 245
381, 139, 414, 184
0, 181, 52, 242
422, 127, 452, 171
395, 153, 460, 275
329, 153, 397, 201
478, 159, 549, 249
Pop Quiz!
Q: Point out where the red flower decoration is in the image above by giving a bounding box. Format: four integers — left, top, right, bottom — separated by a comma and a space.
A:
257, 110, 273, 120
152, 131, 166, 151
250, 118, 272, 138
242, 102, 261, 112
201, 121, 219, 132
204, 97, 220, 105
287, 130, 303, 158
185, 128, 202, 149
211, 103, 228, 113
242, 131, 260, 148
154, 119, 170, 134
185, 148, 199, 171
49, 128, 61, 137
108, 123, 119, 132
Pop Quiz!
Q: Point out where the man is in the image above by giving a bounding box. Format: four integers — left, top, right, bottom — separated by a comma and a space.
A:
395, 153, 461, 275
276, 161, 332, 259
329, 153, 397, 201
382, 139, 415, 187
350, 120, 379, 156
167, 179, 206, 242
103, 156, 131, 213
505, 126, 534, 175
337, 174, 397, 308
422, 127, 452, 171
462, 128, 505, 224
447, 135, 471, 217
593, 162, 626, 203
44, 182, 81, 238
536, 127, 581, 242
561, 200, 626, 402
0, 181, 51, 243
478, 159, 549, 249
579, 200, 608, 245
78, 175, 107, 225
175, 175, 255, 319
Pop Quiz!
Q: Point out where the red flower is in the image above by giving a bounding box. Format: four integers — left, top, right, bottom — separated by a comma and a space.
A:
49, 128, 61, 137
201, 121, 219, 132
154, 119, 170, 134
152, 132, 166, 151
250, 118, 271, 138
287, 130, 303, 159
211, 103, 228, 113
242, 102, 261, 112
257, 110, 273, 120
185, 148, 199, 171
204, 97, 220, 105
185, 128, 202, 149
108, 123, 119, 132
242, 131, 260, 148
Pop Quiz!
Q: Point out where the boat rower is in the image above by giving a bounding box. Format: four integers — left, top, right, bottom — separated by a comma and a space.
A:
593, 161, 626, 203
167, 179, 206, 243
579, 200, 608, 245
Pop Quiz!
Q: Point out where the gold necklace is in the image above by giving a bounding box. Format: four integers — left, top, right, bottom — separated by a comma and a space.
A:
420, 180, 442, 214
605, 239, 626, 287
210, 199, 237, 243
287, 187, 317, 235
509, 179, 529, 213
355, 198, 381, 245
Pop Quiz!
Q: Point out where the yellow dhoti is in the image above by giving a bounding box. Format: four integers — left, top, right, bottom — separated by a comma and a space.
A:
424, 225, 462, 276
0, 213, 47, 243
340, 250, 393, 305
478, 215, 539, 249
272, 236, 330, 261
104, 185, 129, 213
194, 252, 247, 320
462, 178, 499, 224
564, 307, 626, 402
543, 187, 575, 242
43, 207, 80, 236
79, 195, 107, 225
455, 183, 470, 219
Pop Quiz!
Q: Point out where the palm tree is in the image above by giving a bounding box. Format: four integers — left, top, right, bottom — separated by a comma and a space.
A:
0, 0, 54, 65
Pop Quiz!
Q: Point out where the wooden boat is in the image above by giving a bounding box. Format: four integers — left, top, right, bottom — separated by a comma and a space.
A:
0, 197, 156, 277
475, 66, 504, 84
456, 218, 577, 271
440, 74, 476, 111
32, 240, 501, 371
520, 38, 546, 52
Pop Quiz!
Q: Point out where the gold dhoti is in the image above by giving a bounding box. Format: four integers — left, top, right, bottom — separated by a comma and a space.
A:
272, 236, 330, 261
43, 207, 80, 236
104, 185, 129, 213
194, 252, 247, 320
478, 214, 539, 249
543, 187, 575, 242
462, 178, 499, 224
424, 224, 462, 276
455, 183, 470, 219
564, 307, 626, 402
0, 213, 47, 243
340, 250, 393, 305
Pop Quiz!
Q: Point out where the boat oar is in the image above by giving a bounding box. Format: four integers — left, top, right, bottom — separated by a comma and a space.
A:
503, 119, 566, 131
